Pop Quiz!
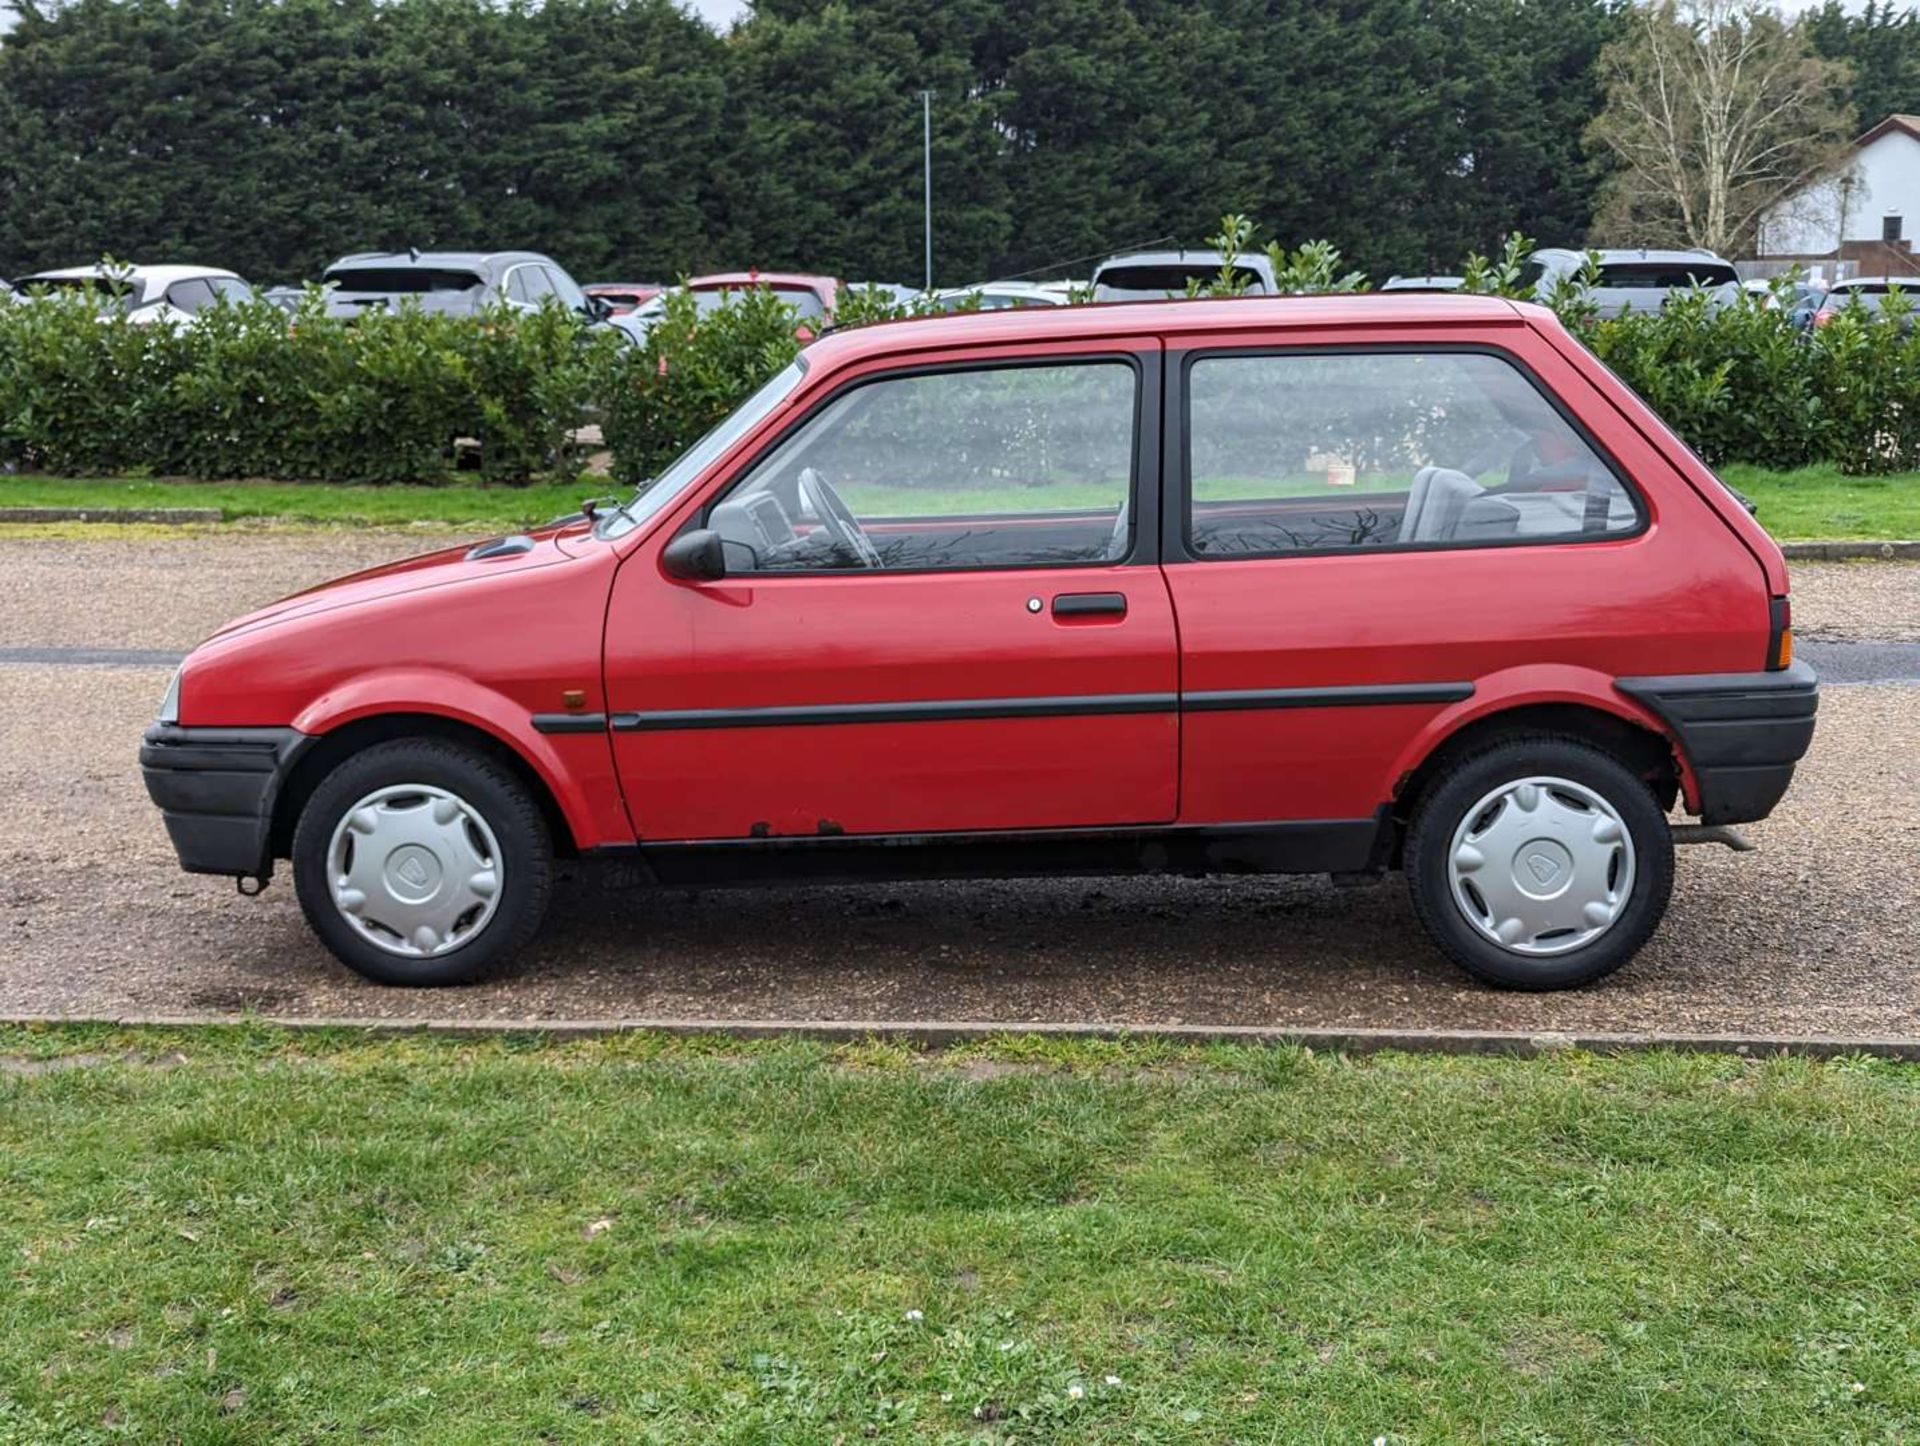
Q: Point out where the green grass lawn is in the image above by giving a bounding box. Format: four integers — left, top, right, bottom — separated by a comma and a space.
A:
3, 464, 1918, 539
2, 1027, 1916, 1442
1721, 464, 1920, 541
0, 476, 597, 528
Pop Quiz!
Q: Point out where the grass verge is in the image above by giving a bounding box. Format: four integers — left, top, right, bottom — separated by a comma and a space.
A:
2, 1025, 1916, 1441
4, 466, 1919, 540
0, 476, 595, 528
1720, 464, 1920, 541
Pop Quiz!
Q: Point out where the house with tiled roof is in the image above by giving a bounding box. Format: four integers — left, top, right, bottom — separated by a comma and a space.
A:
1757, 114, 1920, 278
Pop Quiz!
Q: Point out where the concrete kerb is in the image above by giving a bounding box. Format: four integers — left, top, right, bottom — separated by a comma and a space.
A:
3, 1013, 1917, 1061
0, 507, 223, 524
1779, 540, 1920, 561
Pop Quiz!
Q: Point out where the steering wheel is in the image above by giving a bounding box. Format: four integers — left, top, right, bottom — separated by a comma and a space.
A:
797, 467, 882, 569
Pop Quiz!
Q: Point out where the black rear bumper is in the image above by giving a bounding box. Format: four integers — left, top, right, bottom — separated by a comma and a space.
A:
1616, 661, 1818, 825
140, 723, 314, 879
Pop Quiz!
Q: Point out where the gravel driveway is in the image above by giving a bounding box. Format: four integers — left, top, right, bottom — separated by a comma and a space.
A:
3, 531, 1916, 1037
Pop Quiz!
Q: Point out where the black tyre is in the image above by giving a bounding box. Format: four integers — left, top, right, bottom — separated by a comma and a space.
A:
1404, 735, 1674, 991
292, 738, 552, 986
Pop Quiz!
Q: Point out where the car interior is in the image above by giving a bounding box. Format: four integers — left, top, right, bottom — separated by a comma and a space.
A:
1188, 456, 1638, 554
709, 466, 1130, 572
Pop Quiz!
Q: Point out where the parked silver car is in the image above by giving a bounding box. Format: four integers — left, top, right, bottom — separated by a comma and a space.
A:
1381, 274, 1465, 293
1527, 248, 1740, 317
1812, 276, 1916, 333
930, 280, 1070, 311
1092, 248, 1277, 300
15, 264, 256, 325
319, 249, 614, 326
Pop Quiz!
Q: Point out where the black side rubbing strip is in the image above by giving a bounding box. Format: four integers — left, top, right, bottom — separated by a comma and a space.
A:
531, 712, 610, 734
606, 684, 1472, 733
611, 693, 1179, 732
1183, 683, 1474, 713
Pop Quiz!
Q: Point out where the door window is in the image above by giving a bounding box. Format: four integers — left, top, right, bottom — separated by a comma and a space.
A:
706, 361, 1138, 573
1184, 350, 1640, 556
506, 266, 554, 304
164, 279, 216, 314
543, 266, 589, 313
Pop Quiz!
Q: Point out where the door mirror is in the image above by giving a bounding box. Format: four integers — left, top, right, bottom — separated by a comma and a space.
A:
661, 528, 727, 581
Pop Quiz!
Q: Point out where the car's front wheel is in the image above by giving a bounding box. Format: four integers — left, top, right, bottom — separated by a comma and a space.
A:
1404, 736, 1674, 990
292, 738, 552, 986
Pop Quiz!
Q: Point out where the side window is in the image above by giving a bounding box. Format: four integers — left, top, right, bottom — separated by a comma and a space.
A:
165, 279, 215, 314
1185, 350, 1640, 557
707, 361, 1137, 573
544, 266, 588, 312
506, 266, 555, 304
210, 277, 252, 304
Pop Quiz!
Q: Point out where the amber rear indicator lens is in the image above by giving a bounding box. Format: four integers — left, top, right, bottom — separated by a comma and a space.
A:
1768, 597, 1793, 670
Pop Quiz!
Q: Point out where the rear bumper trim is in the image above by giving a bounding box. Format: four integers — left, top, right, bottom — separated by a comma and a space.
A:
1615, 661, 1818, 825
139, 723, 314, 878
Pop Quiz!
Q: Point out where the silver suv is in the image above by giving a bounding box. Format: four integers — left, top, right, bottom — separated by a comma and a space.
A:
1527, 247, 1740, 318
318, 249, 612, 325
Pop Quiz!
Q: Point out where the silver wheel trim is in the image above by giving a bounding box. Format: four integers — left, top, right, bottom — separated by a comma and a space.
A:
1446, 775, 1636, 958
326, 783, 504, 959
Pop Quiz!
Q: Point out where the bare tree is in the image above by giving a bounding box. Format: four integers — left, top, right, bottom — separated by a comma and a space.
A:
1586, 0, 1853, 255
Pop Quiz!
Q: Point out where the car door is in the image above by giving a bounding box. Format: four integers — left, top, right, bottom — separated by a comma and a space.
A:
602, 344, 1178, 841
1161, 327, 1759, 830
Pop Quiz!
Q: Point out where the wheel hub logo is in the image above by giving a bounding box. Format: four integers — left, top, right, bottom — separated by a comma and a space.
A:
1526, 852, 1560, 885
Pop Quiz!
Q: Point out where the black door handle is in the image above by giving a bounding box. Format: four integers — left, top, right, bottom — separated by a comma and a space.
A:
1052, 592, 1128, 618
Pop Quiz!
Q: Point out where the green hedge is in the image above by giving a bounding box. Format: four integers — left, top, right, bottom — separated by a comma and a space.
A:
0, 290, 620, 484
4, 260, 1919, 487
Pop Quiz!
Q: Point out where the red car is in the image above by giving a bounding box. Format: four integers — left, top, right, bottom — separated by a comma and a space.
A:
685, 271, 840, 330
142, 295, 1815, 990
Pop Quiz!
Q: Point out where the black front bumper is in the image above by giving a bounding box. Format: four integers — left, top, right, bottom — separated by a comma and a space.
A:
140, 723, 315, 879
1616, 660, 1819, 825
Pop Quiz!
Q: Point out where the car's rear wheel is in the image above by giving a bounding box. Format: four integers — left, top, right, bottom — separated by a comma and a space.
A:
1404, 736, 1674, 990
292, 738, 552, 986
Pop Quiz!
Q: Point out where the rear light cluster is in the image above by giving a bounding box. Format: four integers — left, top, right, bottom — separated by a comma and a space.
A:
1768, 596, 1793, 670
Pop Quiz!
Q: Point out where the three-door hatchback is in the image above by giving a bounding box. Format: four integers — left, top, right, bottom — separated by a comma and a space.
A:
142, 296, 1818, 989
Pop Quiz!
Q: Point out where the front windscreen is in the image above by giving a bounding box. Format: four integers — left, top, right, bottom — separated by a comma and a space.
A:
596, 359, 809, 539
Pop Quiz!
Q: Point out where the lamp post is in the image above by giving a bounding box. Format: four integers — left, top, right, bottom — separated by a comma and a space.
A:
920, 90, 934, 293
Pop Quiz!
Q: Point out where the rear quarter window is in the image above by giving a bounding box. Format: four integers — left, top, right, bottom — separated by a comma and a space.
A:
1183, 348, 1642, 557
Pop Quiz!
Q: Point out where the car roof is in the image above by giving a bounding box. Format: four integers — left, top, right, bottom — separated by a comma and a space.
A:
324, 251, 551, 271
938, 280, 1058, 296
1829, 275, 1911, 287
21, 263, 241, 284
1094, 249, 1245, 269
804, 293, 1526, 370
688, 271, 838, 291
1531, 246, 1731, 267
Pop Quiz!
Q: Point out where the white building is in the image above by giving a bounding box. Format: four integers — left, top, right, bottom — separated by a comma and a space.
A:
1757, 114, 1920, 279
